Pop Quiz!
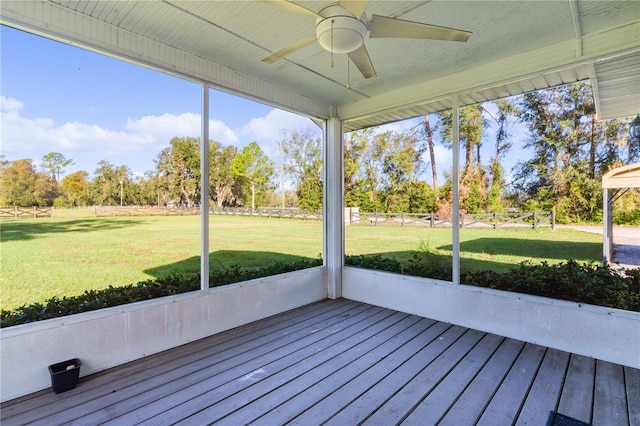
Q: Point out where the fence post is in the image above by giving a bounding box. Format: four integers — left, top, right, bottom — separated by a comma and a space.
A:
401, 212, 405, 227
461, 214, 465, 228
14, 206, 17, 218
374, 211, 378, 226
494, 213, 498, 229
551, 208, 556, 231
33, 206, 36, 218
430, 213, 434, 228
533, 211, 538, 229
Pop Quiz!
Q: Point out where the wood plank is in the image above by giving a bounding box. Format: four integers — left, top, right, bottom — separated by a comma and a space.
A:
251, 320, 453, 426
439, 338, 525, 425
400, 333, 505, 425
23, 305, 371, 423
184, 314, 430, 425
2, 300, 637, 426
216, 317, 440, 425
515, 348, 570, 425
0, 299, 354, 422
557, 354, 596, 424
3, 304, 370, 425
358, 328, 486, 426
625, 366, 640, 426
126, 307, 399, 425
476, 343, 547, 425
593, 360, 629, 426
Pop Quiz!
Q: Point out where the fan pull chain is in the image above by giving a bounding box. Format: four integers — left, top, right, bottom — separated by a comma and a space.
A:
346, 56, 351, 89
330, 19, 335, 68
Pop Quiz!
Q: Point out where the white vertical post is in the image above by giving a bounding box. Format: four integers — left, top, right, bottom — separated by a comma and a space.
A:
201, 85, 210, 291
451, 95, 460, 285
602, 188, 610, 265
325, 113, 343, 299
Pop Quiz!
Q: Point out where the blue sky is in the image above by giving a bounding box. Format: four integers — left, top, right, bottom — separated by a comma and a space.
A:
1, 25, 527, 185
0, 26, 320, 179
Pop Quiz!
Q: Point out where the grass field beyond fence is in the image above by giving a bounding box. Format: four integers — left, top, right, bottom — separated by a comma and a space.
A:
0, 213, 603, 311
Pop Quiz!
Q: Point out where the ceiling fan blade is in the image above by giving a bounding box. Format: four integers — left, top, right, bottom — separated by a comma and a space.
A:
370, 14, 472, 42
348, 44, 376, 79
339, 0, 369, 19
262, 35, 317, 64
259, 0, 321, 19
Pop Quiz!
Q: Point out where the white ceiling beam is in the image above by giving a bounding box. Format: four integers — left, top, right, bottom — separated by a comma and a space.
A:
338, 21, 639, 125
569, 0, 584, 57
0, 0, 331, 120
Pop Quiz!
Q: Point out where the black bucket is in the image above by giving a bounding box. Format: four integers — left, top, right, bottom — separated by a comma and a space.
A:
48, 358, 82, 394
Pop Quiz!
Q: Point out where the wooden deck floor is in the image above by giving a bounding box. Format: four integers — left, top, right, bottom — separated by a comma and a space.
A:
2, 299, 638, 425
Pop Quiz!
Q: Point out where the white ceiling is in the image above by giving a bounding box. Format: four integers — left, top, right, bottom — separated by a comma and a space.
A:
1, 1, 639, 130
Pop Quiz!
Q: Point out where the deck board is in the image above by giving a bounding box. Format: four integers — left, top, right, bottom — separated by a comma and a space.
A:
476, 343, 547, 425
438, 337, 525, 425
594, 360, 630, 425
625, 366, 640, 426
515, 348, 570, 425
399, 333, 504, 425
557, 354, 596, 423
1, 298, 637, 426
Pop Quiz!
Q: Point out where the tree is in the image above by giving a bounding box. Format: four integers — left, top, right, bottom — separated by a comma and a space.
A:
410, 115, 439, 195
155, 137, 200, 207
41, 152, 74, 183
345, 128, 381, 210
510, 82, 631, 222
484, 99, 519, 212
280, 128, 323, 210
438, 105, 488, 213
231, 142, 275, 209
209, 142, 240, 207
90, 160, 131, 205
61, 171, 89, 206
0, 159, 39, 206
439, 105, 487, 172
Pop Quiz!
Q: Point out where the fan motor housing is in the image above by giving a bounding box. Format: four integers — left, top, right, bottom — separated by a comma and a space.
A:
315, 5, 367, 54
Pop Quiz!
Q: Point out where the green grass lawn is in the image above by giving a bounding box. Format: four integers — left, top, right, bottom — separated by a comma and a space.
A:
0, 213, 602, 310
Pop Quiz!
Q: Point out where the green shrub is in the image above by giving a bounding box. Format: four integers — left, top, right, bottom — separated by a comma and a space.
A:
344, 254, 402, 273
0, 258, 322, 328
346, 255, 639, 312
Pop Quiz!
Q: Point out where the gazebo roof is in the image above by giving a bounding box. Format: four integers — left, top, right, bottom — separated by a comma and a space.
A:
602, 163, 640, 189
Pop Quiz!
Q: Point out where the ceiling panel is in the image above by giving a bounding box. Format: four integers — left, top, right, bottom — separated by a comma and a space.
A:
3, 0, 639, 128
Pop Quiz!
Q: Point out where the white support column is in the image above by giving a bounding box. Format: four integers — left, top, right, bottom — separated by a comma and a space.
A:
451, 95, 461, 285
201, 85, 210, 291
325, 113, 344, 299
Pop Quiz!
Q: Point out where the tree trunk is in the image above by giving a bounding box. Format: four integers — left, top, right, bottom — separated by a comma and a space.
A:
465, 141, 473, 173
424, 116, 438, 195
589, 114, 597, 178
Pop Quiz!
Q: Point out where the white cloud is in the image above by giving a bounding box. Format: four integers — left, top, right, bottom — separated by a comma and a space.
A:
242, 109, 318, 145
0, 98, 240, 164
126, 112, 239, 146
1, 104, 155, 156
1, 96, 24, 113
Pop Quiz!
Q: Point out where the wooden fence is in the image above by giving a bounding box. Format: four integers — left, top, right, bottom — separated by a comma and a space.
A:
349, 211, 555, 229
0, 205, 554, 229
94, 206, 322, 220
0, 206, 54, 218
95, 206, 200, 217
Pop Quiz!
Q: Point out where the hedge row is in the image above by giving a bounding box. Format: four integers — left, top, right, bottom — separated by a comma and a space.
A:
0, 258, 322, 328
2, 256, 637, 328
344, 255, 640, 312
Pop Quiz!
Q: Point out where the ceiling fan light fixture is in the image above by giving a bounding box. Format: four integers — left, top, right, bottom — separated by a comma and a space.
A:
316, 15, 366, 54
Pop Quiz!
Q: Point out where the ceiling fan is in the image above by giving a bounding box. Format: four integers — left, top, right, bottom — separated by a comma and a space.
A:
261, 0, 472, 79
